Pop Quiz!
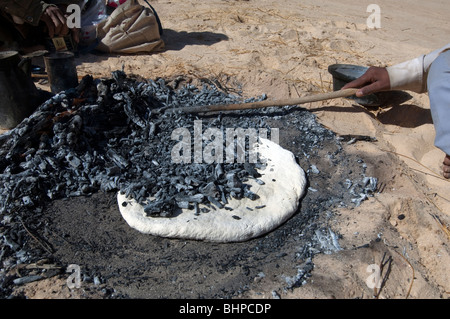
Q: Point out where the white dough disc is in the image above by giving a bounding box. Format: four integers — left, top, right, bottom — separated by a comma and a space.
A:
117, 138, 306, 242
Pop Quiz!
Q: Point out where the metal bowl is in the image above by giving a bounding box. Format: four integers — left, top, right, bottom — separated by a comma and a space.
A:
328, 64, 381, 107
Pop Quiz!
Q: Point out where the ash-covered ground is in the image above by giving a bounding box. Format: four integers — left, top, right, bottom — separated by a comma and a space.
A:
0, 74, 377, 298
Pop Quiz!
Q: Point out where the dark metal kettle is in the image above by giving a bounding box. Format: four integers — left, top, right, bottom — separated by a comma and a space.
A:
0, 50, 41, 129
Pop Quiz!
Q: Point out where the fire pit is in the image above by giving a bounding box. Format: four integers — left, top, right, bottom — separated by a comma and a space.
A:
0, 72, 378, 298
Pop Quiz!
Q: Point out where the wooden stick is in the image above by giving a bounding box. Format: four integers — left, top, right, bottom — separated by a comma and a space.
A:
166, 88, 358, 114
31, 73, 86, 80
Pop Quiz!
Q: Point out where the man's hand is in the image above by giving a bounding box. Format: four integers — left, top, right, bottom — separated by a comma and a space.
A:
342, 66, 391, 97
40, 5, 69, 38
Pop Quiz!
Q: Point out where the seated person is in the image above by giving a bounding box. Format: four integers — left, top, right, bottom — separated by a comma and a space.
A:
0, 0, 81, 53
343, 43, 450, 179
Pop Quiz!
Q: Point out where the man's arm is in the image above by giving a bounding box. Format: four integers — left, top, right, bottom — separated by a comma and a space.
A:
0, 0, 50, 26
387, 43, 450, 93
343, 43, 450, 96
1, 0, 70, 37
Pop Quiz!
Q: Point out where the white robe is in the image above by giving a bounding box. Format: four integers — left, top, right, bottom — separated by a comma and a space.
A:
387, 43, 450, 155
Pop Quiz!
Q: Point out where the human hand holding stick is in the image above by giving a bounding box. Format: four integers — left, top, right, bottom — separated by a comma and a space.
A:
342, 66, 391, 97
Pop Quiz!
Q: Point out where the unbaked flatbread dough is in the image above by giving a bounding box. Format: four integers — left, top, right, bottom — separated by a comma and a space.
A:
118, 138, 306, 242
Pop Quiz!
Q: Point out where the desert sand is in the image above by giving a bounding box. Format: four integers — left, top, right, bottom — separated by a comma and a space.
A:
11, 0, 450, 299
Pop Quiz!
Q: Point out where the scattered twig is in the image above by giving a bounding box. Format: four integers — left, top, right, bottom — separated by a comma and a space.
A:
374, 252, 393, 299
428, 212, 450, 241
377, 181, 386, 194
13, 275, 44, 285
399, 162, 450, 241
16, 259, 62, 271
338, 134, 377, 144
256, 7, 289, 20
15, 259, 62, 276
433, 192, 450, 203
13, 258, 63, 286
19, 218, 54, 254
394, 249, 415, 299
381, 148, 449, 183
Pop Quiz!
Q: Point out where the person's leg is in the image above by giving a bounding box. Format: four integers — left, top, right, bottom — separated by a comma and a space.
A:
443, 155, 450, 179
0, 13, 47, 53
427, 50, 450, 178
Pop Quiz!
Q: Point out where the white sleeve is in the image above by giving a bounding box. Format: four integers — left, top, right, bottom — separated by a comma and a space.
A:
386, 43, 450, 93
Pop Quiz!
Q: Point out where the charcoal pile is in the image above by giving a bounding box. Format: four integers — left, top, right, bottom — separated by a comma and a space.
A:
0, 72, 283, 267
0, 70, 378, 234
0, 72, 278, 220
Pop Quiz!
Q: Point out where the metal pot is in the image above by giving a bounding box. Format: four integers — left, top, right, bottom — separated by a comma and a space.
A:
44, 51, 78, 94
0, 51, 41, 129
328, 64, 381, 107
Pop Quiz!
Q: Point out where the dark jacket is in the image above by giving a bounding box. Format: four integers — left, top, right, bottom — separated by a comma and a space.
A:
0, 0, 80, 26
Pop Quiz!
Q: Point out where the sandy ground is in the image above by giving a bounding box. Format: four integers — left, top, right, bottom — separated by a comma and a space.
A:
10, 0, 450, 299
